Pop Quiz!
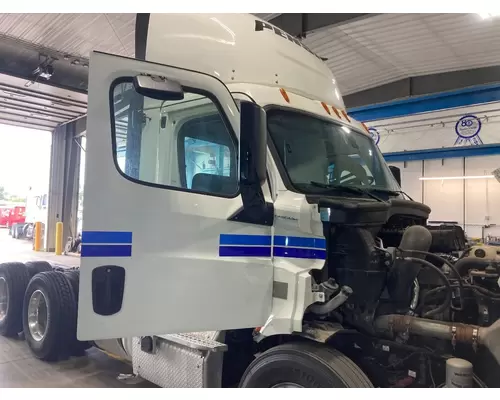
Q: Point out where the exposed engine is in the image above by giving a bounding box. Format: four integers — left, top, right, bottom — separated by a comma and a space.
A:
306, 197, 500, 387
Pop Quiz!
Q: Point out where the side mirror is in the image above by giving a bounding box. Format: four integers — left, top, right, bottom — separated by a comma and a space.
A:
239, 101, 267, 186
133, 75, 184, 101
389, 165, 401, 186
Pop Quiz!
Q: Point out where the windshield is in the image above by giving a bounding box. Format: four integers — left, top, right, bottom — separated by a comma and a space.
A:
267, 109, 401, 195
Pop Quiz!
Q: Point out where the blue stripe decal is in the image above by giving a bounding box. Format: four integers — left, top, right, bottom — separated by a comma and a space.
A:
81, 244, 132, 258
218, 234, 326, 259
219, 234, 271, 246
219, 246, 272, 257
82, 231, 132, 244
348, 83, 500, 122
273, 247, 326, 260
274, 236, 326, 249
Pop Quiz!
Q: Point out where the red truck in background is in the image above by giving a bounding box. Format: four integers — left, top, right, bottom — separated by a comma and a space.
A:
0, 205, 26, 228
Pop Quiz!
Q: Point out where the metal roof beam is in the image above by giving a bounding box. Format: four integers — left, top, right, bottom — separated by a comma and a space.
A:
345, 65, 500, 110
268, 13, 375, 37
348, 82, 500, 122
0, 33, 88, 94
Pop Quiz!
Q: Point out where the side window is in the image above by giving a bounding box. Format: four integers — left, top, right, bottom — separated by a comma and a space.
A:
111, 79, 238, 197
183, 137, 231, 189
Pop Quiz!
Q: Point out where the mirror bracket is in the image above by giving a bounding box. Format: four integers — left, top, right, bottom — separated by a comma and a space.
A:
133, 74, 184, 101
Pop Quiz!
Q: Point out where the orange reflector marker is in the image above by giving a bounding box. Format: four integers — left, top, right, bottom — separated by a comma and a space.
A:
342, 110, 351, 122
280, 88, 290, 103
332, 107, 342, 119
321, 102, 331, 115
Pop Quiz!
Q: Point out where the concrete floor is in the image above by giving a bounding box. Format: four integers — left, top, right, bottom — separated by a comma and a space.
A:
0, 228, 80, 267
0, 336, 156, 388
0, 228, 156, 388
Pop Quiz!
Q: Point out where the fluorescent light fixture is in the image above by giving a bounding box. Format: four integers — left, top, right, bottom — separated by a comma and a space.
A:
419, 175, 494, 181
478, 12, 500, 19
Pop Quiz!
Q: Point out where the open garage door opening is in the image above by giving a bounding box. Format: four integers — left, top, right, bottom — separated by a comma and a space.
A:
0, 124, 51, 257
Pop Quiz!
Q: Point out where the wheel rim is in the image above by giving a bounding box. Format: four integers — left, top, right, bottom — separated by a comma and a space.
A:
27, 289, 48, 341
272, 382, 304, 388
0, 277, 8, 323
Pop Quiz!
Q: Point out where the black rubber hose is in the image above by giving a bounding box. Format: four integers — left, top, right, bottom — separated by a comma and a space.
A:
466, 283, 500, 299
425, 282, 500, 301
415, 284, 460, 314
397, 249, 464, 311
454, 257, 491, 277
396, 256, 452, 318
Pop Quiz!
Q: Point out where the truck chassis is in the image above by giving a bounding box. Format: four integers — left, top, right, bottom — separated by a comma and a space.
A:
0, 259, 494, 388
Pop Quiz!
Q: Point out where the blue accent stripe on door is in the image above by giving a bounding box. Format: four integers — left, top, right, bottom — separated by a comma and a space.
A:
219, 246, 272, 257
274, 236, 326, 249
273, 247, 326, 260
219, 234, 272, 246
82, 231, 133, 244
81, 244, 132, 258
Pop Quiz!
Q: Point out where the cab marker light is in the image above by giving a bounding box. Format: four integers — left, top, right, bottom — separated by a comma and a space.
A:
361, 122, 370, 133
279, 88, 290, 103
331, 106, 342, 119
341, 110, 351, 122
321, 102, 331, 115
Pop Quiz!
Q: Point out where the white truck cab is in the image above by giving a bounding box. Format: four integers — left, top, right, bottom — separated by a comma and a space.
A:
78, 13, 401, 343
3, 13, 497, 389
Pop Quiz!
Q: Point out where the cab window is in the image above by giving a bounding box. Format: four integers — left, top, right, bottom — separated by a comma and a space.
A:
111, 79, 238, 197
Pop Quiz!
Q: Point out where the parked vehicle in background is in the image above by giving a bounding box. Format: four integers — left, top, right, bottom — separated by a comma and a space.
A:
0, 206, 10, 227
11, 189, 47, 240
1, 205, 26, 231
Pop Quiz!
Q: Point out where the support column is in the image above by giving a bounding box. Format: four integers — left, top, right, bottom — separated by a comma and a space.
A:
45, 119, 82, 252
61, 123, 81, 247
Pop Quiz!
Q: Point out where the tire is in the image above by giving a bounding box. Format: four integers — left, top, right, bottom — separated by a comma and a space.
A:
23, 271, 77, 361
64, 269, 80, 295
0, 262, 31, 337
24, 261, 52, 279
239, 342, 373, 388
63, 269, 91, 355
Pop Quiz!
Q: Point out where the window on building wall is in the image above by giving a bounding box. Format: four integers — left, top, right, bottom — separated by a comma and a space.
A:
110, 79, 238, 197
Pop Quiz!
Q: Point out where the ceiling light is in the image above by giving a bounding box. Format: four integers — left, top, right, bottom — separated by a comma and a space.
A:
478, 12, 500, 20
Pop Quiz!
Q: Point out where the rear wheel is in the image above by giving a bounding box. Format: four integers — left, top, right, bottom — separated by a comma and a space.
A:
23, 271, 77, 361
239, 342, 373, 388
24, 261, 52, 279
0, 262, 30, 337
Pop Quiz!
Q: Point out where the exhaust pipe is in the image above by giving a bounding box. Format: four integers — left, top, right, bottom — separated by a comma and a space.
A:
374, 314, 500, 364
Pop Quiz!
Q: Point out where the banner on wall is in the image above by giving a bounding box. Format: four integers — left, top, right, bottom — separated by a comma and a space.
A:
371, 109, 499, 154
454, 115, 483, 147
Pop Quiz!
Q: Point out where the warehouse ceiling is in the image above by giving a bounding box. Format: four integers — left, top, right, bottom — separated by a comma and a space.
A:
0, 13, 499, 130
0, 73, 86, 131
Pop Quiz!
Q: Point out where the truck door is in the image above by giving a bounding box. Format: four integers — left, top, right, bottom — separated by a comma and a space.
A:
77, 52, 273, 340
